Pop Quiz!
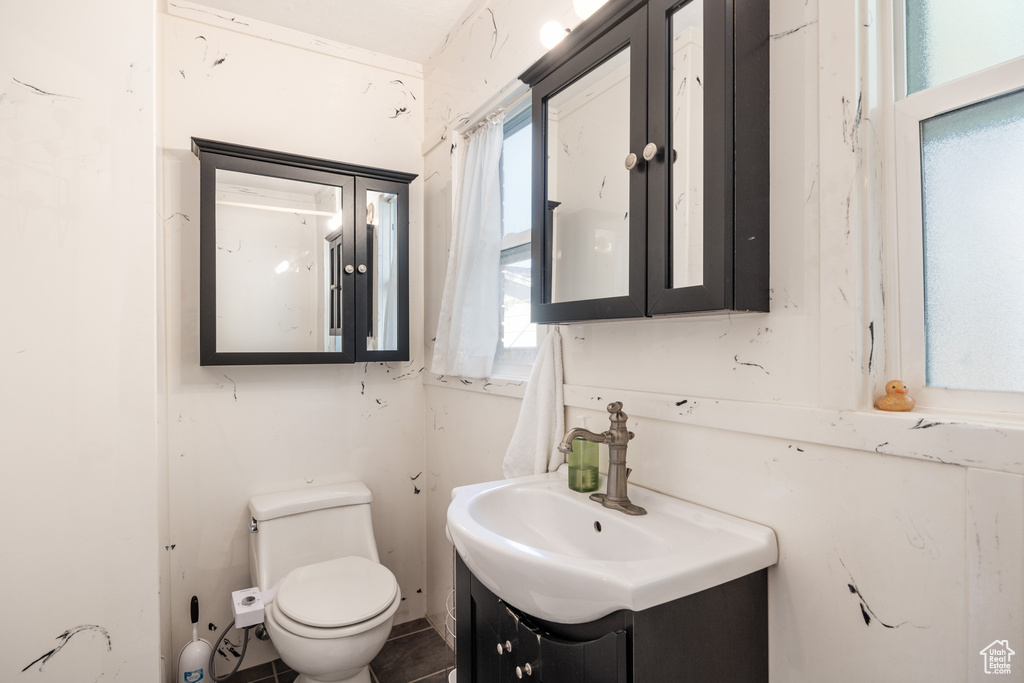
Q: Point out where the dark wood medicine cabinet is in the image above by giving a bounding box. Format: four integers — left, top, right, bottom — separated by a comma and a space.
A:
193, 138, 416, 365
520, 0, 769, 324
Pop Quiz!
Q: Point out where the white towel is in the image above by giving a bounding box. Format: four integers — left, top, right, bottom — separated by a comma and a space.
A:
502, 327, 565, 478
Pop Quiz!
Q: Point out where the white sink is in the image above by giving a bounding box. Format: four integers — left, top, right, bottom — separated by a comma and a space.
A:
446, 470, 778, 623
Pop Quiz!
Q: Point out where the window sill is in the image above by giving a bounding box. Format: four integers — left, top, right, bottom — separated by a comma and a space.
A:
423, 372, 528, 399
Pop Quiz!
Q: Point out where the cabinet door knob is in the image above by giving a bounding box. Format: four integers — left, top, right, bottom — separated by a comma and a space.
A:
357, 264, 367, 274
344, 265, 355, 274
643, 142, 662, 161
624, 152, 639, 171
516, 663, 534, 678
497, 643, 504, 655
505, 640, 513, 652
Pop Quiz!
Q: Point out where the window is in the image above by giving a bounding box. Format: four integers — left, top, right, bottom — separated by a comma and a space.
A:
495, 99, 537, 371
894, 0, 1024, 410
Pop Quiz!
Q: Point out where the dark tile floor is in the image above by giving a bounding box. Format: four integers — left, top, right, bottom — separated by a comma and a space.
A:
231, 618, 452, 683
217, 657, 296, 683
370, 618, 452, 683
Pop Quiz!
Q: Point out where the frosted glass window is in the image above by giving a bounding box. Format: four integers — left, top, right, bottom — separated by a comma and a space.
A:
905, 0, 1024, 94
920, 88, 1024, 392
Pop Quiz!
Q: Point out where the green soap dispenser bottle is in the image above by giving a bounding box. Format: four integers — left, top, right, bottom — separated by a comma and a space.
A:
568, 416, 600, 493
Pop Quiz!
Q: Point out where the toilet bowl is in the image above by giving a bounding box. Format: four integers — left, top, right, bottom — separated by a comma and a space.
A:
248, 482, 401, 683
265, 556, 401, 683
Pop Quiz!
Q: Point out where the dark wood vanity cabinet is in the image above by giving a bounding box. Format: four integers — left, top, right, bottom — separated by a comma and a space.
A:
520, 0, 769, 324
455, 554, 768, 682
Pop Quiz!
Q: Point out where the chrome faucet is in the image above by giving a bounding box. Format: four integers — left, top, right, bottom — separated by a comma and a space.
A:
558, 402, 646, 516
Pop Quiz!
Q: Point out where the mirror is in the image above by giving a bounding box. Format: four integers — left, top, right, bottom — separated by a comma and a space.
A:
194, 138, 414, 365
363, 189, 400, 352
546, 46, 632, 303
670, 1, 704, 289
543, 1, 705, 302
215, 169, 350, 354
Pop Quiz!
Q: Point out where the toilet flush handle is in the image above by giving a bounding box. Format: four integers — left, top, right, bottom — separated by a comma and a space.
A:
249, 517, 259, 533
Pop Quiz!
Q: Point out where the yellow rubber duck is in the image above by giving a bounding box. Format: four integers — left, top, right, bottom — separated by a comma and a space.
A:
875, 380, 915, 412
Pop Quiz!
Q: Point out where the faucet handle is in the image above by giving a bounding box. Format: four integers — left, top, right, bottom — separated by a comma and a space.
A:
607, 402, 629, 427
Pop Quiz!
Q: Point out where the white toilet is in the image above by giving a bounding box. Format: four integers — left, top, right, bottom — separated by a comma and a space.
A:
248, 481, 401, 683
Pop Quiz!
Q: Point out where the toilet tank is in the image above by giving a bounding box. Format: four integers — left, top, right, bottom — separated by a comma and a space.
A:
248, 481, 381, 590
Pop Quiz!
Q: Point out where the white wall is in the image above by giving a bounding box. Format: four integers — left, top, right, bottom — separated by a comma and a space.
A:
0, 1, 162, 680
422, 0, 1024, 681
161, 14, 427, 671
2, 1, 1019, 680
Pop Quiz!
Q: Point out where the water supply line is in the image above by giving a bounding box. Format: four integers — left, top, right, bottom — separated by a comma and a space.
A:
207, 620, 256, 682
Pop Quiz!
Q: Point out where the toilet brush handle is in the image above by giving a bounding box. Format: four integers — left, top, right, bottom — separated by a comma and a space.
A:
191, 595, 200, 642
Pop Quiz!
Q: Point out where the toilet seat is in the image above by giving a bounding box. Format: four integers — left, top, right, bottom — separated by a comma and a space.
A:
276, 556, 398, 629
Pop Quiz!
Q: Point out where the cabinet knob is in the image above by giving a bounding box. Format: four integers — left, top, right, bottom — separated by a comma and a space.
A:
505, 640, 513, 652
624, 152, 639, 171
344, 265, 355, 274
497, 643, 504, 655
357, 264, 367, 274
643, 142, 662, 161
516, 663, 534, 678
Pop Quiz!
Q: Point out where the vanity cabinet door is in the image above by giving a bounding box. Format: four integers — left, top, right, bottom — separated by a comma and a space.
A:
503, 607, 627, 683
536, 630, 628, 683
461, 567, 523, 682
498, 603, 525, 681
472, 606, 502, 682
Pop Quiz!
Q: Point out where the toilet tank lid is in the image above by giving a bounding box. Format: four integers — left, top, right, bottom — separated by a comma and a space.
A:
249, 482, 372, 521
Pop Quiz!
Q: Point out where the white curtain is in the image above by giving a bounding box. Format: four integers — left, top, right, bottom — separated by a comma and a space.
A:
432, 113, 505, 378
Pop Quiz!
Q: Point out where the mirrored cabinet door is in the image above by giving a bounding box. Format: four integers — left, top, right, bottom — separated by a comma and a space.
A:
355, 177, 410, 361
213, 168, 355, 357
530, 7, 648, 323
645, 0, 727, 313
646, 0, 769, 314
547, 45, 632, 304
667, 0, 705, 292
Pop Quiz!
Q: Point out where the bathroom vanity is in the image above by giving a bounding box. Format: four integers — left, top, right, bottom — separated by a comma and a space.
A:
446, 472, 778, 682
455, 554, 768, 683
